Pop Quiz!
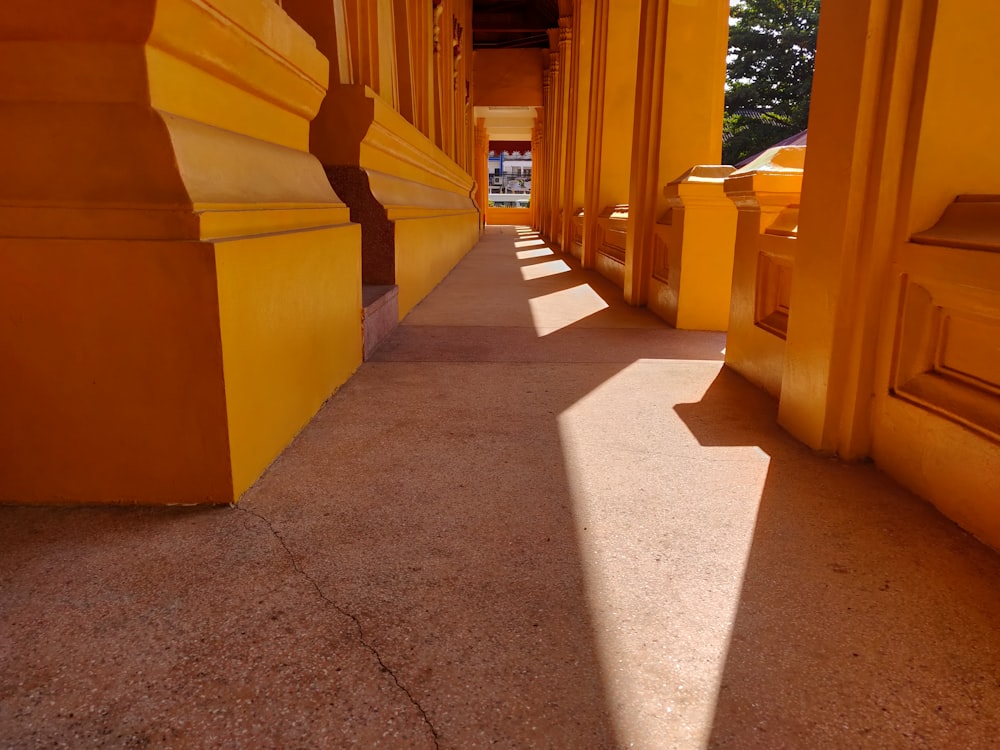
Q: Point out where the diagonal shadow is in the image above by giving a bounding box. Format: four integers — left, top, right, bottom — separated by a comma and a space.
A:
675, 367, 1000, 748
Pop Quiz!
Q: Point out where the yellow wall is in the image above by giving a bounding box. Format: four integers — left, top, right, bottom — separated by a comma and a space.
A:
0, 238, 233, 503
215, 224, 363, 497
907, 3, 1000, 233
395, 212, 481, 317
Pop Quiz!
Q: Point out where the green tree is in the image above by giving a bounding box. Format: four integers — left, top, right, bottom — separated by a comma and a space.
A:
723, 0, 820, 165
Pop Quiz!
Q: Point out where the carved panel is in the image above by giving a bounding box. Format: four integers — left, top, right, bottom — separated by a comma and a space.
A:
596, 204, 628, 264
754, 241, 794, 339
891, 197, 1000, 439
892, 264, 1000, 439
652, 209, 673, 284
572, 209, 585, 254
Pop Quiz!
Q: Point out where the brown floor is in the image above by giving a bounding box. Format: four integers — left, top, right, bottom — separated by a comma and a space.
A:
2, 226, 1000, 749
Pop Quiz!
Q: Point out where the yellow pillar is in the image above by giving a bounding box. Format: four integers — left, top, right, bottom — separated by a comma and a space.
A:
581, 0, 641, 276
723, 147, 806, 398
546, 45, 563, 245
623, 0, 729, 306
0, 0, 361, 503
563, 0, 596, 259
531, 122, 544, 230
548, 15, 573, 250
474, 117, 489, 230
539, 68, 553, 238
776, 0, 917, 454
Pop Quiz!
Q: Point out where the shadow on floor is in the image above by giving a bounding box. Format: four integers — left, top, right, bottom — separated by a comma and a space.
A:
675, 368, 1000, 748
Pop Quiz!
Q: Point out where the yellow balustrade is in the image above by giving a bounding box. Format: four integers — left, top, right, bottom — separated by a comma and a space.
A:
648, 165, 737, 330
594, 204, 630, 288
723, 147, 806, 398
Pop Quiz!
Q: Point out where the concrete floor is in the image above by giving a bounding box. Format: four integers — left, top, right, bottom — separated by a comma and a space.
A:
2, 226, 1000, 749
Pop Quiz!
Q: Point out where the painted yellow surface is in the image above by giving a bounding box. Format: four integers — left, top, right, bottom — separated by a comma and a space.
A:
907, 4, 1000, 234
723, 147, 805, 398
579, 0, 641, 269
648, 166, 736, 330
305, 82, 479, 320
395, 212, 481, 317
0, 238, 233, 504
867, 1, 1000, 549
215, 224, 362, 497
871, 238, 1000, 548
776, 1, 888, 452
565, 0, 595, 257
6, 0, 998, 552
768, 1, 1000, 548
624, 0, 729, 306
0, 0, 364, 504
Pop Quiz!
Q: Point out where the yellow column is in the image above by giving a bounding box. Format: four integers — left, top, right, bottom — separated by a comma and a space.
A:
623, 0, 729, 305
532, 120, 545, 231
544, 44, 561, 243
581, 0, 641, 274
776, 0, 928, 456
474, 117, 489, 229
562, 0, 595, 259
540, 68, 553, 238
548, 28, 569, 245
432, 0, 445, 149
0, 0, 361, 504
549, 16, 573, 250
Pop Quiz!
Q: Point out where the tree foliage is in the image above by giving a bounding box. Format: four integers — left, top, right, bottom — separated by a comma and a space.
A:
723, 0, 820, 165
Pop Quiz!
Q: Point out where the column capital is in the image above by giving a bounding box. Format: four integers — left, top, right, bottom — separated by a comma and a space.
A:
559, 16, 573, 43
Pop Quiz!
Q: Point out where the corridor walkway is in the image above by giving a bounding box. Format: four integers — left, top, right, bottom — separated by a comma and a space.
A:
2, 227, 999, 749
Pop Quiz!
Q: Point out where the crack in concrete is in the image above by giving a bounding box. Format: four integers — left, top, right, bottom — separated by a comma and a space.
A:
238, 505, 440, 749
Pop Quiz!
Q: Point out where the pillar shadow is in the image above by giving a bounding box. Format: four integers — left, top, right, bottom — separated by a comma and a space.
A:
675, 367, 1000, 748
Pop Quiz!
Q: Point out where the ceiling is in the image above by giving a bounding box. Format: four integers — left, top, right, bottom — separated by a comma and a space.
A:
474, 106, 539, 142
472, 0, 559, 49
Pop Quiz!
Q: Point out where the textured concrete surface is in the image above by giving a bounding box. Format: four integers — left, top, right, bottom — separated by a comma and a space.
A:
2, 226, 999, 749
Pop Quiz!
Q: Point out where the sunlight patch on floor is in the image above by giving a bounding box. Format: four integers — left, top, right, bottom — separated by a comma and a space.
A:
520, 259, 572, 281
556, 360, 769, 747
516, 248, 555, 260
514, 239, 547, 248
527, 284, 610, 335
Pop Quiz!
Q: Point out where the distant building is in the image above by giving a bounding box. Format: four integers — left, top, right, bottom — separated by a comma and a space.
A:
487, 150, 532, 194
